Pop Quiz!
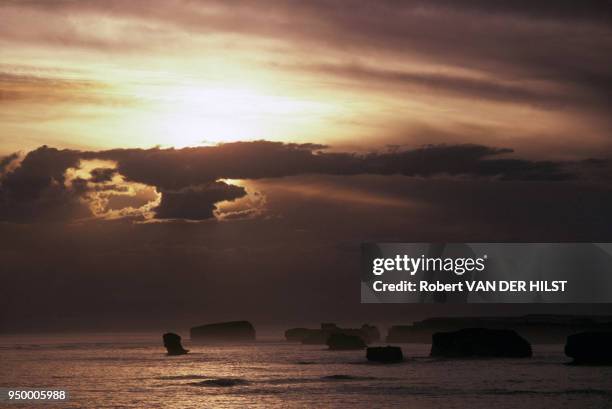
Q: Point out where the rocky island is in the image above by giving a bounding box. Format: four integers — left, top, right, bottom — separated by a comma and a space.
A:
387, 315, 612, 344
430, 328, 532, 358
190, 320, 256, 343
565, 331, 612, 365
366, 346, 404, 363
162, 332, 189, 355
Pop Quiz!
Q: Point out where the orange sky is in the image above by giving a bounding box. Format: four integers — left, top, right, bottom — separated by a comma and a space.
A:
1, 1, 611, 159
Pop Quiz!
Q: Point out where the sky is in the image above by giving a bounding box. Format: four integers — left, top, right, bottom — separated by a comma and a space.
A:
1, 1, 612, 332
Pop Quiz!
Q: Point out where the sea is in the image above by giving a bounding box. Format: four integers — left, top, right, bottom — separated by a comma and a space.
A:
1, 333, 611, 408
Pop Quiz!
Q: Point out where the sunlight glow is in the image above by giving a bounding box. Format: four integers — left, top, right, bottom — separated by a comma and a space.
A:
131, 85, 336, 148
215, 178, 266, 220
64, 159, 161, 220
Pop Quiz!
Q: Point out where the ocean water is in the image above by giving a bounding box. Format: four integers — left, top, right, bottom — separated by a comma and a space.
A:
1, 334, 612, 408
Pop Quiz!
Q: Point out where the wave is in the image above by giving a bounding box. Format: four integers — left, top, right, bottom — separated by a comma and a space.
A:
0, 343, 150, 351
161, 373, 390, 387
321, 374, 378, 381
481, 388, 612, 397
190, 378, 250, 387
0, 344, 42, 350
349, 386, 612, 397
155, 375, 209, 380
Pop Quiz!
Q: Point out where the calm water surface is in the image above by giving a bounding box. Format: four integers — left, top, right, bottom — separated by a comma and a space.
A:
1, 334, 611, 408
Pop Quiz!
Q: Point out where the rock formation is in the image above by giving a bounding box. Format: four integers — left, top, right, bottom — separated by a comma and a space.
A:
302, 330, 330, 345
163, 332, 189, 355
190, 321, 256, 342
386, 314, 612, 344
565, 331, 612, 365
366, 346, 403, 363
326, 333, 367, 350
430, 328, 532, 358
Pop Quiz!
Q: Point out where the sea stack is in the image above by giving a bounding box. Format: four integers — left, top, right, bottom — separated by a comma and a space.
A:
431, 328, 532, 358
366, 346, 403, 363
190, 320, 256, 343
163, 332, 189, 355
385, 315, 612, 344
565, 332, 612, 365
326, 333, 366, 350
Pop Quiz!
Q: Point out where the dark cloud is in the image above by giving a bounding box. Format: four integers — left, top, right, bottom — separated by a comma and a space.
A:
154, 182, 246, 220
0, 146, 89, 222
100, 141, 572, 185
89, 167, 117, 183
361, 144, 573, 181
0, 141, 598, 223
0, 152, 19, 175
428, 0, 612, 22
95, 142, 332, 190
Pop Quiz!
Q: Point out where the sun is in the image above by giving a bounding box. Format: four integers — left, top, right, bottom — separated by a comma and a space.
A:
128, 84, 332, 148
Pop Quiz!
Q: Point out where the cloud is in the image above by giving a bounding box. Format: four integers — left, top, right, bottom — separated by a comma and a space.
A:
4, 1, 611, 99
0, 141, 602, 223
0, 71, 133, 106
153, 182, 246, 220
89, 167, 117, 183
0, 152, 19, 176
0, 146, 88, 222
98, 141, 573, 185
425, 0, 612, 22
298, 63, 603, 110
361, 144, 573, 181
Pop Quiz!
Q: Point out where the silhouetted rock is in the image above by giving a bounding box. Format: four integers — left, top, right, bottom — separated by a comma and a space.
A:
565, 332, 612, 365
190, 321, 255, 342
366, 346, 403, 363
302, 331, 330, 345
431, 328, 532, 358
326, 333, 366, 350
386, 315, 612, 344
163, 332, 188, 355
